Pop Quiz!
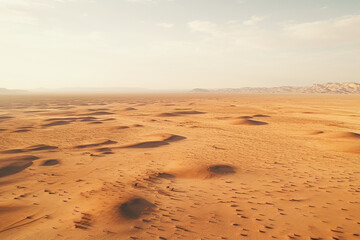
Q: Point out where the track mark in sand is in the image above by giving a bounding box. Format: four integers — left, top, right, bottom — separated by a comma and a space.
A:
0, 215, 47, 233
119, 198, 155, 219
74, 213, 92, 230
40, 159, 60, 166
232, 119, 268, 125
75, 140, 117, 149
1, 145, 58, 154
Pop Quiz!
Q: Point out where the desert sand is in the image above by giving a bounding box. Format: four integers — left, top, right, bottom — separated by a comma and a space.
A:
0, 93, 359, 240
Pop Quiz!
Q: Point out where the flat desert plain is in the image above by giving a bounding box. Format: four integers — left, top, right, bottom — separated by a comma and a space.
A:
0, 94, 359, 240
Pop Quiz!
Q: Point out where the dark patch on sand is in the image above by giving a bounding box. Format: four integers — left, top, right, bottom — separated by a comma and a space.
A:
208, 165, 236, 175
0, 162, 33, 178
40, 159, 60, 166
75, 140, 117, 149
119, 198, 155, 219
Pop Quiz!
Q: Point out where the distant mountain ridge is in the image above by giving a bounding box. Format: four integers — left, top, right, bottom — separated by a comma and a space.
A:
192, 82, 360, 94
0, 88, 28, 94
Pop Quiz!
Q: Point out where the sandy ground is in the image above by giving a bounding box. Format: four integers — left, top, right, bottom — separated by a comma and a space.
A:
0, 94, 359, 240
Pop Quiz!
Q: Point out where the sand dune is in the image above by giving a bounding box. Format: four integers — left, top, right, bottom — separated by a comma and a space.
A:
75, 140, 117, 149
0, 94, 359, 240
0, 161, 33, 178
232, 119, 268, 125
119, 198, 155, 219
1, 145, 58, 154
119, 134, 186, 149
40, 159, 60, 166
327, 131, 360, 139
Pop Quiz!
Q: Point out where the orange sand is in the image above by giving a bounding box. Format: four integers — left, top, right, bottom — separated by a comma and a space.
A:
0, 94, 359, 239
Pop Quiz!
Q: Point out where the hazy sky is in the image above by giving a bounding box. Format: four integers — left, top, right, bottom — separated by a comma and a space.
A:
1, 0, 360, 89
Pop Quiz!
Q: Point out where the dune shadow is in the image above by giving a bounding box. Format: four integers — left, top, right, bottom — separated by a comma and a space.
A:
122, 141, 169, 148
79, 117, 98, 122
124, 107, 137, 111
116, 126, 130, 129
75, 140, 117, 149
88, 108, 109, 111
84, 111, 114, 116
0, 155, 39, 162
233, 119, 268, 125
0, 116, 13, 121
0, 161, 33, 178
163, 135, 187, 142
156, 172, 176, 179
252, 114, 270, 118
119, 198, 155, 219
44, 117, 78, 121
29, 145, 58, 151
208, 165, 236, 175
175, 111, 205, 115
13, 129, 31, 133
156, 111, 206, 117
1, 145, 58, 154
89, 121, 103, 124
40, 159, 60, 166
42, 121, 72, 127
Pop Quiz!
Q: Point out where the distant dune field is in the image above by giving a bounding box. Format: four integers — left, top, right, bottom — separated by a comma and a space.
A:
0, 94, 359, 239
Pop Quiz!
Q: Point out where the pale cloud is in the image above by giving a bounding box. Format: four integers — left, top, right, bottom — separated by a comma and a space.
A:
125, 0, 173, 3
188, 14, 360, 50
0, 8, 38, 25
284, 15, 360, 46
188, 20, 275, 50
157, 22, 174, 29
188, 21, 219, 36
243, 15, 264, 26
0, 0, 30, 6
